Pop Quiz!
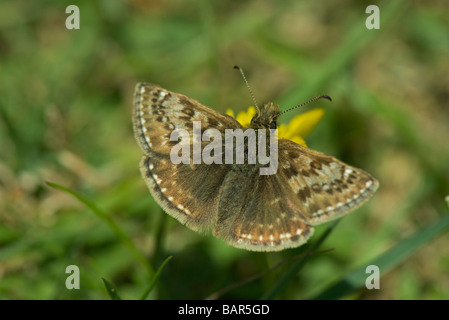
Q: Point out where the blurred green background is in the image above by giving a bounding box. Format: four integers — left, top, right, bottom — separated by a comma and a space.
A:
1, 0, 448, 300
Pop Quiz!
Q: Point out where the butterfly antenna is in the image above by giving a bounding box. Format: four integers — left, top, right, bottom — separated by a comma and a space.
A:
234, 65, 260, 113
280, 94, 332, 115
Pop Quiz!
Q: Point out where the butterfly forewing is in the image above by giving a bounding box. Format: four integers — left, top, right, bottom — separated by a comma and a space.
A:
133, 83, 242, 155
277, 139, 379, 225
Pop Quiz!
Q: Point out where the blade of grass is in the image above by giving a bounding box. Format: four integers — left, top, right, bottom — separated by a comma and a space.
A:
207, 248, 332, 300
152, 208, 167, 267
311, 212, 449, 300
46, 181, 154, 278
140, 256, 173, 300
261, 220, 339, 300
102, 278, 122, 300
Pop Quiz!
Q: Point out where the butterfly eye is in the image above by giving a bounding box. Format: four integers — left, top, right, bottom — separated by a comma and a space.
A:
270, 121, 277, 129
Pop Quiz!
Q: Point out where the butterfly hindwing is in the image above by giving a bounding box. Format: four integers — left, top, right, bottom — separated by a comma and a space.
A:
213, 165, 314, 252
140, 155, 230, 232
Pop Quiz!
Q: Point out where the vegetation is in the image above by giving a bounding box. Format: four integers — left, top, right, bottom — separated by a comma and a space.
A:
0, 0, 448, 299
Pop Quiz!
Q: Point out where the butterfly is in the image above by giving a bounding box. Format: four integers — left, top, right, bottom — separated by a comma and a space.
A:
132, 67, 379, 252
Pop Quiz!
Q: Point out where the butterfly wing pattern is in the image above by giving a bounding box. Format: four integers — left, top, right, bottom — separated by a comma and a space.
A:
215, 139, 378, 251
133, 83, 241, 232
133, 82, 379, 251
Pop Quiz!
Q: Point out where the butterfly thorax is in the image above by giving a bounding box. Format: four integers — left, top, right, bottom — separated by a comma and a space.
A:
249, 102, 281, 130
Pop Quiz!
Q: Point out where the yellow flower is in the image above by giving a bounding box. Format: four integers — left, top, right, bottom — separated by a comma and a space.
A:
226, 107, 324, 148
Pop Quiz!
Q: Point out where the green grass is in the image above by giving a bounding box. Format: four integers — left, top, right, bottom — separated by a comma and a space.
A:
0, 0, 448, 300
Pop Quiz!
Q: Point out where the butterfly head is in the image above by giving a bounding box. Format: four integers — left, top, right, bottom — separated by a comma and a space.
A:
249, 102, 281, 130
234, 65, 332, 130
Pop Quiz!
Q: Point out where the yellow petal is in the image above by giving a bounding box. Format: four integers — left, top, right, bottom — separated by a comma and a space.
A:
284, 108, 324, 139
227, 106, 321, 149
289, 135, 308, 148
278, 123, 288, 138
278, 124, 308, 147
236, 106, 257, 128
226, 109, 235, 117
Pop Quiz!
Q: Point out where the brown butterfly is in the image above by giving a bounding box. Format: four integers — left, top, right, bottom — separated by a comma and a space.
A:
133, 67, 378, 251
